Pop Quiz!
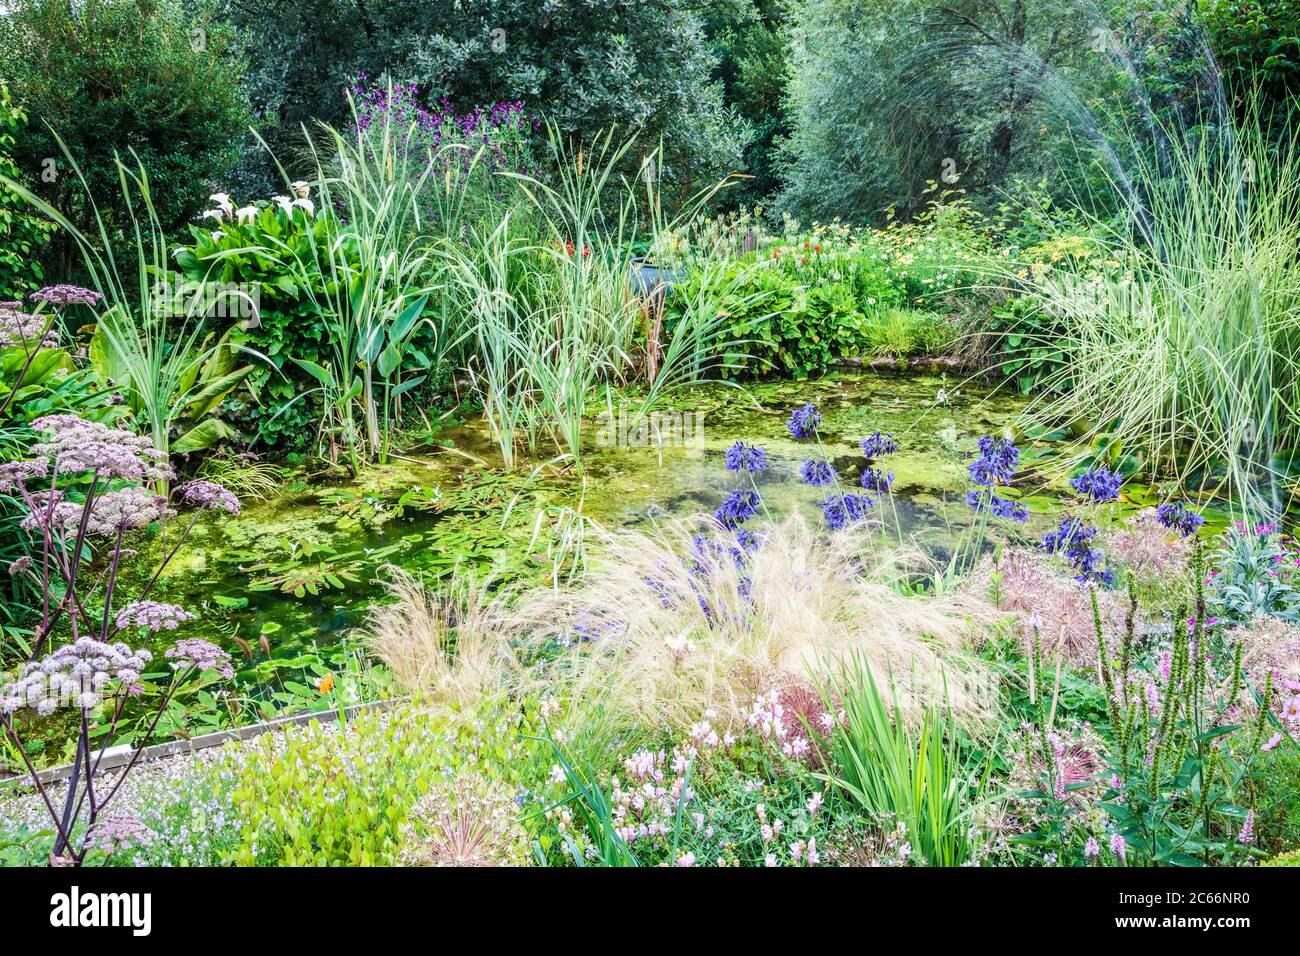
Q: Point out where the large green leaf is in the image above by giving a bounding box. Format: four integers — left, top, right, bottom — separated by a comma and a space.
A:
184, 365, 252, 419
291, 357, 332, 387
172, 418, 237, 454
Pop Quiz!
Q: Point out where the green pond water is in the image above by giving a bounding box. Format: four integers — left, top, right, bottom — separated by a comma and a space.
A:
142, 370, 1060, 685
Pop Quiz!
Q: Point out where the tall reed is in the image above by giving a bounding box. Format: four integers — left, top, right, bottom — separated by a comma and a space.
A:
1010, 107, 1300, 516
3, 145, 251, 491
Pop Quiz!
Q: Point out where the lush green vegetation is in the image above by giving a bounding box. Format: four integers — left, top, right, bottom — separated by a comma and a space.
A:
1, 0, 1299, 873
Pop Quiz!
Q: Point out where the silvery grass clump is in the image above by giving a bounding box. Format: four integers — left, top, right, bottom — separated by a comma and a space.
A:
365, 408, 993, 735
0, 414, 236, 865
1000, 106, 1300, 517
366, 514, 997, 739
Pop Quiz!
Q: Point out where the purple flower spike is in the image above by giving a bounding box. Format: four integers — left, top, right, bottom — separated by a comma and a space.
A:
787, 404, 821, 440
724, 441, 769, 474
1070, 465, 1122, 503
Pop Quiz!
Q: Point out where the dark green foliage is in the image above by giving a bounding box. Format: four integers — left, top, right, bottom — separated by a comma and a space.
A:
1200, 0, 1300, 129
173, 208, 340, 452
700, 0, 790, 210
777, 0, 1098, 224
0, 0, 252, 275
667, 260, 903, 379
0, 82, 56, 300
218, 0, 747, 201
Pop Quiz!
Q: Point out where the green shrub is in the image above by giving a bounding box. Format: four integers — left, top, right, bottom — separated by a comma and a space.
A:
0, 81, 55, 300
1, 0, 252, 264
226, 711, 435, 866
223, 704, 539, 866
1262, 849, 1300, 866
669, 263, 887, 378
173, 201, 340, 451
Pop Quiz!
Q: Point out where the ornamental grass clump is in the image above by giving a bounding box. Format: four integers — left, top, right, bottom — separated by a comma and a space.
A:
507, 515, 995, 733
813, 650, 988, 867
1007, 107, 1300, 517
362, 567, 527, 709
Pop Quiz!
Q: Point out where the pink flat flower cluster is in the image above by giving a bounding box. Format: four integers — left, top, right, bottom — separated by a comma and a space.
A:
0, 638, 153, 715
29, 285, 103, 308
20, 485, 172, 536
87, 814, 154, 856
29, 415, 172, 483
178, 478, 241, 515
0, 303, 59, 349
0, 458, 50, 493
164, 639, 234, 680
115, 601, 197, 633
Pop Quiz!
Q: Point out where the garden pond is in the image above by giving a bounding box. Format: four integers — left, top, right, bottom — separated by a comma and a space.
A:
142, 370, 1079, 677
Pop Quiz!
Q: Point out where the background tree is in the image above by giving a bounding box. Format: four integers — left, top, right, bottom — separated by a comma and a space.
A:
0, 0, 253, 278
219, 0, 749, 199
0, 81, 57, 300
698, 0, 791, 210
1199, 0, 1300, 133
776, 0, 1103, 225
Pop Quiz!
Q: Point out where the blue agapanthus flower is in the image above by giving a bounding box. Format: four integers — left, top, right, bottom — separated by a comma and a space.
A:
1041, 516, 1112, 585
714, 489, 761, 529
1156, 502, 1205, 538
822, 493, 874, 530
967, 489, 1028, 523
1070, 465, 1123, 503
801, 458, 835, 486
968, 435, 1020, 487
732, 527, 762, 555
787, 403, 821, 439
860, 467, 894, 492
725, 441, 769, 474
860, 432, 899, 458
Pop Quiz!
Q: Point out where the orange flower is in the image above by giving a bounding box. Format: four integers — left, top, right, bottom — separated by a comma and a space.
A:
317, 673, 335, 694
